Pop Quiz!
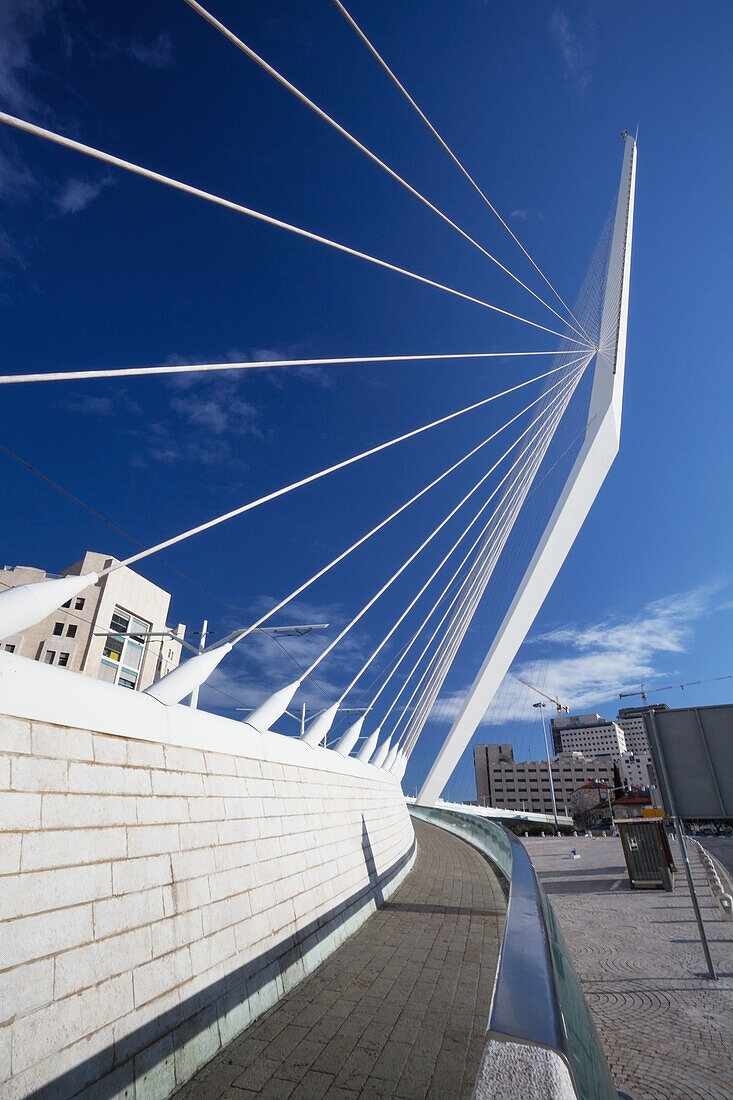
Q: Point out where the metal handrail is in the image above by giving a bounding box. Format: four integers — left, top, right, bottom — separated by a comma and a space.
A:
409, 804, 618, 1100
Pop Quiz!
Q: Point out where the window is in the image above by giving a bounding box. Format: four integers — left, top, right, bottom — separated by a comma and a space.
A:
5, 644, 15, 653
98, 605, 150, 690
58, 653, 69, 667
62, 600, 71, 608
66, 624, 77, 638
52, 622, 63, 636
75, 598, 85, 610
45, 651, 56, 664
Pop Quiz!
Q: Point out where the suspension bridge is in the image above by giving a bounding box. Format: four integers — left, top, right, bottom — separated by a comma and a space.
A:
0, 3, 635, 1097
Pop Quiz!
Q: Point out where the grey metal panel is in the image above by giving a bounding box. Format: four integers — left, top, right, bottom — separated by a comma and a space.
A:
646, 705, 733, 819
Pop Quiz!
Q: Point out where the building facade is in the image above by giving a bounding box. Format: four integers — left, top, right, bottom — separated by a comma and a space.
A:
615, 704, 669, 754
473, 744, 615, 816
551, 712, 627, 757
0, 551, 185, 691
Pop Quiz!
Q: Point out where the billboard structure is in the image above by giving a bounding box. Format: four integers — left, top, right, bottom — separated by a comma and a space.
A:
645, 704, 733, 821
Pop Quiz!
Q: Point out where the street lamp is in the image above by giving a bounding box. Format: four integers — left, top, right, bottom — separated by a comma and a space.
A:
533, 701, 559, 834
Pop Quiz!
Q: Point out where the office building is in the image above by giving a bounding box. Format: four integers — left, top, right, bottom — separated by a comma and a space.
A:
0, 551, 185, 691
550, 712, 626, 757
615, 704, 669, 755
473, 744, 615, 816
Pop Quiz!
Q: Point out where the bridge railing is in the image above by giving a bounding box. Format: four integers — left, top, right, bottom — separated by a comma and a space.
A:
409, 804, 619, 1100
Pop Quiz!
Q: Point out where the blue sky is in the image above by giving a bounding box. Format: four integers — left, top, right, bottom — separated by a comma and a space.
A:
1, 0, 731, 800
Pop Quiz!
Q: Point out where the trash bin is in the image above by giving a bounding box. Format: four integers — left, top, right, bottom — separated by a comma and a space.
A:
616, 819, 675, 890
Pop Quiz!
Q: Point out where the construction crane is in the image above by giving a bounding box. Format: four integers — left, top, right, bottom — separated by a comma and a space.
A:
619, 673, 733, 706
516, 677, 570, 717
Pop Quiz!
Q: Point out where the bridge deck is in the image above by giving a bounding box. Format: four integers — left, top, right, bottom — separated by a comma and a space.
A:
174, 819, 506, 1100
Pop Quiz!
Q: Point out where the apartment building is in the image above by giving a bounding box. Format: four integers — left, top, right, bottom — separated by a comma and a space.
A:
0, 551, 185, 691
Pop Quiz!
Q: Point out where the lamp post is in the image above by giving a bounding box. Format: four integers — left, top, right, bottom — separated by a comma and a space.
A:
533, 700, 559, 834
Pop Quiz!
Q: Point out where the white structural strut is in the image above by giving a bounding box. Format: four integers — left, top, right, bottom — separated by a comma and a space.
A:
0, 572, 98, 642
335, 716, 364, 756
417, 135, 637, 806
356, 727, 380, 763
144, 643, 232, 705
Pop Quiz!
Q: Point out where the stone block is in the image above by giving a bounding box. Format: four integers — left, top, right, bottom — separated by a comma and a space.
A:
179, 819, 219, 851
0, 861, 111, 921
217, 817, 259, 845
0, 834, 21, 875
69, 762, 151, 797
133, 1031, 176, 1099
164, 744, 207, 773
41, 793, 137, 829
3, 904, 94, 969
214, 839, 258, 873
11, 974, 132, 1075
125, 739, 166, 769
21, 827, 127, 871
173, 1003, 221, 1088
204, 773, 248, 798
189, 926, 237, 975
164, 873, 211, 916
31, 722, 94, 761
55, 926, 153, 1000
11, 755, 68, 794
151, 909, 204, 959
112, 854, 172, 896
0, 716, 32, 755
1, 791, 41, 830
92, 735, 128, 764
126, 823, 181, 859
93, 885, 165, 940
151, 769, 205, 798
203, 751, 238, 776
133, 947, 192, 1009
136, 795, 189, 825
171, 846, 216, 882
0, 957, 54, 1025
208, 866, 252, 903
201, 893, 252, 937
185, 795, 225, 822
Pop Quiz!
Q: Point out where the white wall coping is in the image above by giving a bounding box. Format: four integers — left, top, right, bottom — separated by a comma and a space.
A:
0, 650, 400, 787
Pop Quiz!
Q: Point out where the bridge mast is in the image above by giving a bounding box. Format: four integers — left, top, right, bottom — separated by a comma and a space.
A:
417, 134, 637, 805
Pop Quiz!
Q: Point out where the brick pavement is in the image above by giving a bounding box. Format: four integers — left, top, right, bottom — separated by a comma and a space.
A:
523, 836, 733, 1100
173, 819, 506, 1100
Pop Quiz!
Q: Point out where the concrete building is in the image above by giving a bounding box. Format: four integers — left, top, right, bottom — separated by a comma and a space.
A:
473, 743, 514, 806
0, 551, 185, 691
551, 712, 626, 757
613, 789, 653, 820
615, 703, 669, 754
473, 744, 615, 816
619, 750, 654, 790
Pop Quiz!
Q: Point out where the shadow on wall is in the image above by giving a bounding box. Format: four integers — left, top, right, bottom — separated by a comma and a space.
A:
32, 828, 416, 1100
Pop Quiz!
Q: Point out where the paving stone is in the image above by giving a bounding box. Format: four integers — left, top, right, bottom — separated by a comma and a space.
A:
173, 820, 505, 1099
523, 836, 733, 1100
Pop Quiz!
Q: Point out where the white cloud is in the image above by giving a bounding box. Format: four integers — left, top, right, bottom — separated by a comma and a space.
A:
55, 175, 113, 216
549, 9, 591, 93
125, 33, 173, 70
430, 583, 728, 727
0, 0, 57, 112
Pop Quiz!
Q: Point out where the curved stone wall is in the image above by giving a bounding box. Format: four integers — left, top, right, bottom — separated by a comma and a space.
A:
0, 652, 415, 1099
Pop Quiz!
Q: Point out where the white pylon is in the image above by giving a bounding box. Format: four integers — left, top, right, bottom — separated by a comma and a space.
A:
356, 727, 380, 763
371, 735, 392, 769
244, 679, 301, 733
301, 702, 339, 748
335, 716, 364, 756
0, 572, 98, 642
145, 644, 233, 705
383, 741, 400, 771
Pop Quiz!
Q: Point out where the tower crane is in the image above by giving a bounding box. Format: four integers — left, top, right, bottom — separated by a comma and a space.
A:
516, 677, 570, 717
619, 673, 733, 706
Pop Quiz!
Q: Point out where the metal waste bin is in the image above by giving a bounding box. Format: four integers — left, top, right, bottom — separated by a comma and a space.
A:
616, 819, 675, 890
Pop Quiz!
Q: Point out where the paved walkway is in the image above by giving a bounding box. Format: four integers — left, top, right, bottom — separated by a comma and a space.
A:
174, 820, 506, 1100
523, 836, 733, 1100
